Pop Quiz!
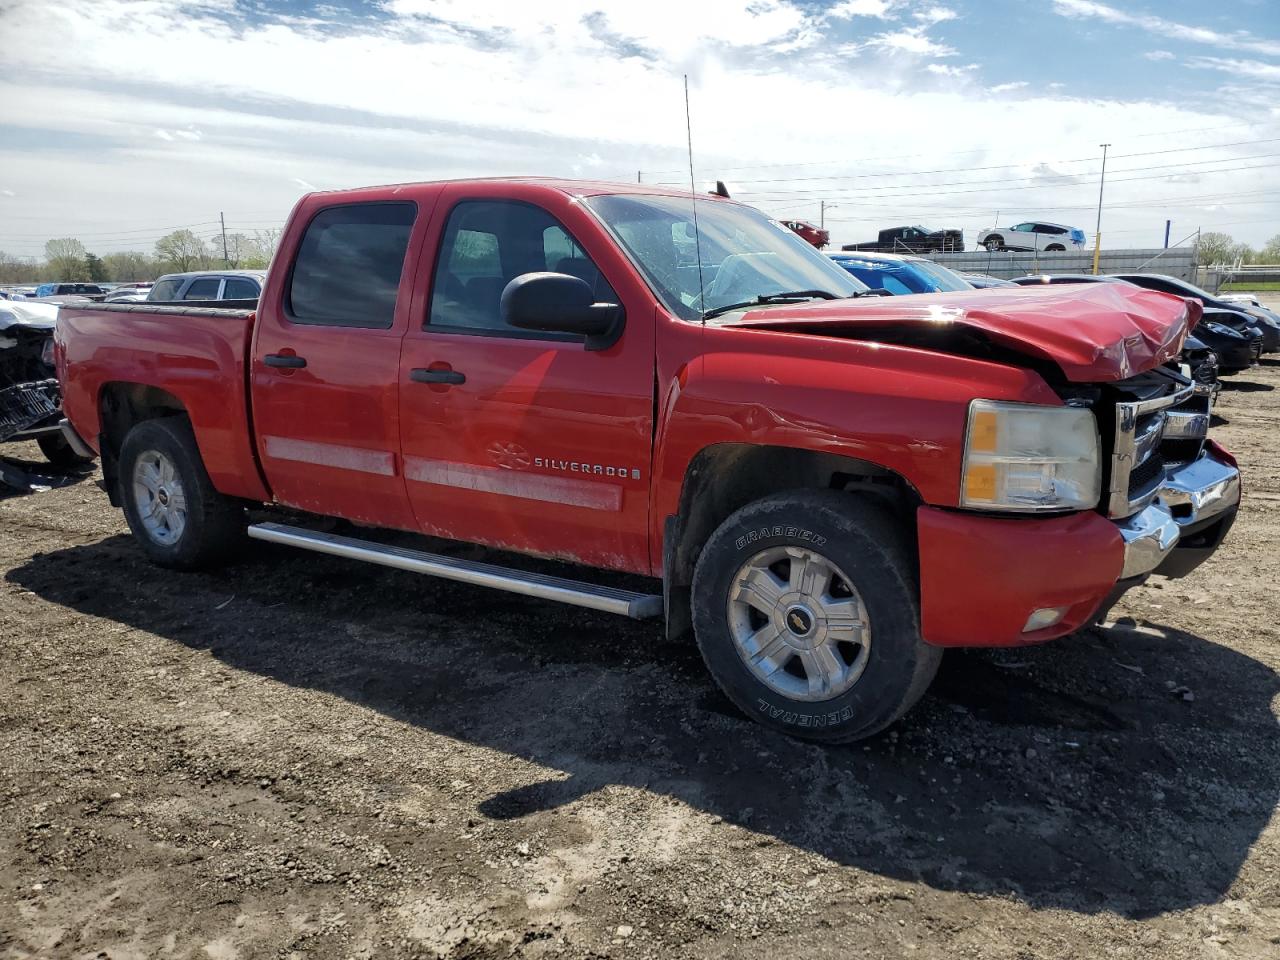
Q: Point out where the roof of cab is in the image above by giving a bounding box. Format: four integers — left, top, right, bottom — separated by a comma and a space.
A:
304, 177, 733, 203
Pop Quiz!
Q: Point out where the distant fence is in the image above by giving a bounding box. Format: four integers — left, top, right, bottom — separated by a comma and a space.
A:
1201, 264, 1280, 291
930, 246, 1197, 281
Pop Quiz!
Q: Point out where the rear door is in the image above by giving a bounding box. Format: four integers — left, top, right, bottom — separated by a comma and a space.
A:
250, 198, 430, 529
397, 187, 655, 572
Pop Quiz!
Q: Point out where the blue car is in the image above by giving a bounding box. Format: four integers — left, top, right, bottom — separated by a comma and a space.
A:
828, 251, 973, 295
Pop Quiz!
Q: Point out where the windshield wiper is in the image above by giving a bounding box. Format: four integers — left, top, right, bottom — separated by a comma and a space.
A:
702, 290, 841, 321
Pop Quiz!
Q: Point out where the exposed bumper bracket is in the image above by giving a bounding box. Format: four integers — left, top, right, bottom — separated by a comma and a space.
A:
1116, 450, 1240, 580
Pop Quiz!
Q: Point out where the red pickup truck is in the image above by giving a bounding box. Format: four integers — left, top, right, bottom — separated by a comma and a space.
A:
56, 178, 1240, 742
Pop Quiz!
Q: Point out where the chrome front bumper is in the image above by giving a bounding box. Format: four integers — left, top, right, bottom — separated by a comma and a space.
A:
1116, 450, 1240, 579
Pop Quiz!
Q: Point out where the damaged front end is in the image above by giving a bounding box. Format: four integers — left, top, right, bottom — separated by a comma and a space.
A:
1, 304, 66, 489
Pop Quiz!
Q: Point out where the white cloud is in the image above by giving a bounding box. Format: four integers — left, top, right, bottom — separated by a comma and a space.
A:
914, 6, 958, 25
1052, 0, 1280, 58
926, 62, 977, 77
829, 0, 895, 18
0, 0, 1276, 253
1143, 50, 1175, 61
868, 29, 956, 57
1185, 56, 1280, 83
990, 81, 1029, 93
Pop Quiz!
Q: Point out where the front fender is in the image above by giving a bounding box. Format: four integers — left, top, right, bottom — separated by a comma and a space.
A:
649, 326, 1063, 569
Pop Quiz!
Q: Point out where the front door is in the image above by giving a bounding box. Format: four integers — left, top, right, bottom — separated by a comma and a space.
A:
398, 193, 655, 573
251, 199, 423, 530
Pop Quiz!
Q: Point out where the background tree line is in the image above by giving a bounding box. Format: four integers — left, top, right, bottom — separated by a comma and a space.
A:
0, 228, 282, 284
2, 227, 1276, 286
1195, 232, 1280, 267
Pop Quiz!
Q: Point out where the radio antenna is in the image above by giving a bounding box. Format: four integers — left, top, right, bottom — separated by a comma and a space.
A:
684, 74, 706, 324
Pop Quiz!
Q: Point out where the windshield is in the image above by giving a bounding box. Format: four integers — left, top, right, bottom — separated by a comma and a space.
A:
584, 194, 866, 321
906, 259, 972, 292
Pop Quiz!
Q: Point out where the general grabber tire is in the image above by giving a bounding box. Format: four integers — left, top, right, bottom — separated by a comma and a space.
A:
691, 489, 941, 743
118, 417, 244, 570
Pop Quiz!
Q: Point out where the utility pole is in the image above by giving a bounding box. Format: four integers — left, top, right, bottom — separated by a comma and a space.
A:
820, 201, 838, 229
1091, 143, 1110, 275
220, 212, 229, 268
1164, 219, 1171, 249
637, 170, 642, 183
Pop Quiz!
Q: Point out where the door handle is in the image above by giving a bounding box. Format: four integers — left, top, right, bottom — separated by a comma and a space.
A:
264, 354, 307, 369
410, 368, 466, 385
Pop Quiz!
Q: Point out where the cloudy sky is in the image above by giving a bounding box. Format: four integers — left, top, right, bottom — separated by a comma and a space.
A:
0, 0, 1277, 260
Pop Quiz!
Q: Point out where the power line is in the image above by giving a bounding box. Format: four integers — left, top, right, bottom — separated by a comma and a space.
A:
654, 137, 1280, 188
635, 121, 1280, 178
741, 160, 1280, 204
734, 153, 1280, 200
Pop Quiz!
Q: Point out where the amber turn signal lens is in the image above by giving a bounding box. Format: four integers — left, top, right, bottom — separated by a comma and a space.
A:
968, 409, 998, 453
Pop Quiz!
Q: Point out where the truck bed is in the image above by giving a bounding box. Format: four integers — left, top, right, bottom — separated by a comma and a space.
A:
56, 301, 269, 502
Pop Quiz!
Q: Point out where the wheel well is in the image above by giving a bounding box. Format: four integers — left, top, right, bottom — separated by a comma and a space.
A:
662, 444, 920, 640
97, 383, 189, 505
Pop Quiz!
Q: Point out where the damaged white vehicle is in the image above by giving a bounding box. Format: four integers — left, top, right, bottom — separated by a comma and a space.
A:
1, 301, 94, 488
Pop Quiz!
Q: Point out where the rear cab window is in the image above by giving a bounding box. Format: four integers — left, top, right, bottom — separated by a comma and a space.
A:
287, 202, 417, 328
223, 277, 260, 300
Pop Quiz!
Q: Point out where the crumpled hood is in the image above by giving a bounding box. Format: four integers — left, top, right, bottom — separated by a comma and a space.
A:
721, 283, 1198, 382
0, 301, 58, 333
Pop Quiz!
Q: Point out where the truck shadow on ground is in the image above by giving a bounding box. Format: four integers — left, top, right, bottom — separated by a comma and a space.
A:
9, 534, 1279, 920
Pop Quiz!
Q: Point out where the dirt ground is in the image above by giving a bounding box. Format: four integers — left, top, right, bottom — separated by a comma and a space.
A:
2, 355, 1279, 959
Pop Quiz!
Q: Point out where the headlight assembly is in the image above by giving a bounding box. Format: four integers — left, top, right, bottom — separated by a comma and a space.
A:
961, 400, 1101, 512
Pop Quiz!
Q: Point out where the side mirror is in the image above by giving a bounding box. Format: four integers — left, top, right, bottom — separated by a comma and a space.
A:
501, 272, 623, 351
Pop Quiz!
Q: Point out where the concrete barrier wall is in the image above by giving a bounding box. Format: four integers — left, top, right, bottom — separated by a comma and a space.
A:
929, 247, 1197, 281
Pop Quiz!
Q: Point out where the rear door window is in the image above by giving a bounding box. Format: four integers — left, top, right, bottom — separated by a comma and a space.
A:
183, 278, 222, 300
148, 278, 183, 301
287, 202, 416, 328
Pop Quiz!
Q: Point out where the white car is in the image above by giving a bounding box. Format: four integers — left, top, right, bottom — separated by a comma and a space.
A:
976, 221, 1087, 253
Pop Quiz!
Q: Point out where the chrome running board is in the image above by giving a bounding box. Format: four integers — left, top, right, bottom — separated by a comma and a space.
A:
247, 522, 664, 620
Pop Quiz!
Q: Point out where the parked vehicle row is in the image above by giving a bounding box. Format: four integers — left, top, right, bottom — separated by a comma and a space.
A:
51, 176, 1240, 743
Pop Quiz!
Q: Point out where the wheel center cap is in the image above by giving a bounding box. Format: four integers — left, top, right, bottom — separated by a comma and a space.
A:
157, 488, 170, 507
784, 605, 815, 637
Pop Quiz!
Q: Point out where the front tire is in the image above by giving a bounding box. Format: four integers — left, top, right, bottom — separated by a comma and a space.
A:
983, 237, 1004, 251
691, 490, 941, 743
1045, 244, 1065, 252
118, 417, 244, 570
37, 433, 94, 469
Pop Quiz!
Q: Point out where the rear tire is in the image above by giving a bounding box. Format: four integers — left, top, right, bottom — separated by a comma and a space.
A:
691, 490, 941, 743
37, 433, 94, 469
118, 417, 244, 570
1045, 244, 1065, 252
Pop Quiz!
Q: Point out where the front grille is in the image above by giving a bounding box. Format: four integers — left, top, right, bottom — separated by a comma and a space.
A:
0, 378, 60, 441
1192, 356, 1219, 383
1128, 453, 1164, 495
1102, 370, 1201, 519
